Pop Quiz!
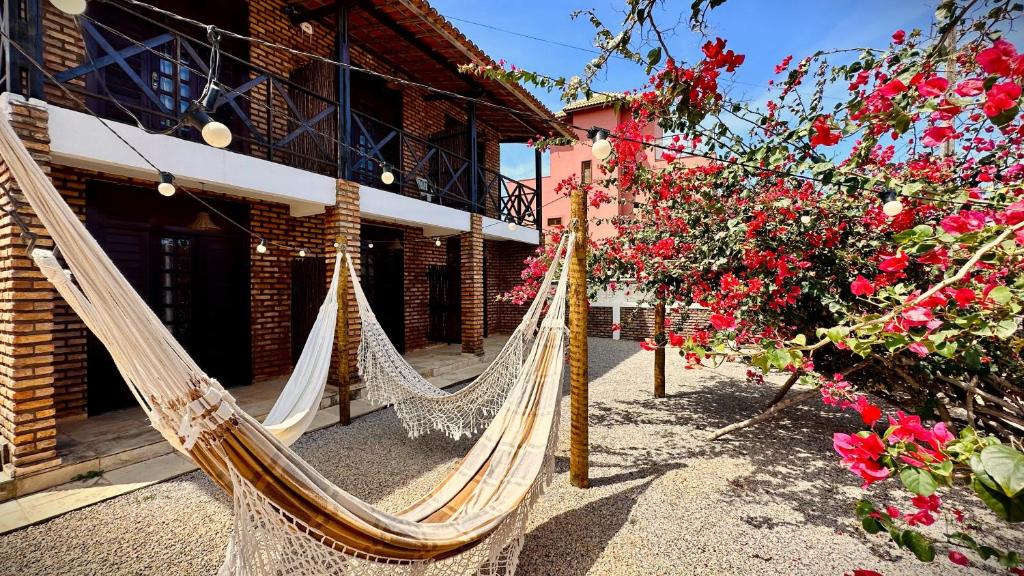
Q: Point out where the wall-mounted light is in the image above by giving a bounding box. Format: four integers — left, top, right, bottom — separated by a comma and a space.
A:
879, 189, 904, 217
157, 172, 176, 197
381, 165, 395, 185
50, 0, 87, 15
256, 239, 268, 254
588, 127, 612, 160
298, 249, 306, 257
434, 238, 442, 247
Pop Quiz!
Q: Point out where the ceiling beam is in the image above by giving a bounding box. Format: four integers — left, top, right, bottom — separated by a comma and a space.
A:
282, 2, 340, 25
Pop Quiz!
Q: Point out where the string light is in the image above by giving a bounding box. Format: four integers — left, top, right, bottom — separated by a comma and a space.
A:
879, 189, 904, 216
186, 87, 232, 148
298, 249, 306, 257
434, 238, 441, 247
367, 241, 374, 249
800, 215, 811, 224
508, 222, 518, 231
588, 127, 612, 160
380, 165, 395, 185
50, 0, 87, 15
157, 171, 176, 196
256, 239, 268, 254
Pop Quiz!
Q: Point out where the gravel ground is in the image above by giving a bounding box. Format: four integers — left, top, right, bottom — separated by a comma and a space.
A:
2, 337, 1020, 576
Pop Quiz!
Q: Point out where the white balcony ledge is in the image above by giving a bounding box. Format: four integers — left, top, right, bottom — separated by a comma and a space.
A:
35, 99, 335, 217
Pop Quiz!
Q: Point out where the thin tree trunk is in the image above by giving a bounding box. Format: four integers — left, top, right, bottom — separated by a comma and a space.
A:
710, 389, 820, 440
654, 301, 666, 399
767, 371, 800, 407
569, 187, 589, 489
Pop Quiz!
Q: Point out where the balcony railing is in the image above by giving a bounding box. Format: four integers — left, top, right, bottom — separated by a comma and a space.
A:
32, 12, 538, 227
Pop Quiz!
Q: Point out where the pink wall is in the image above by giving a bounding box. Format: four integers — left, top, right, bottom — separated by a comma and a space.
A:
531, 104, 665, 240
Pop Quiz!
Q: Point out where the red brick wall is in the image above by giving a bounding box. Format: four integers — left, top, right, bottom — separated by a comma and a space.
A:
485, 240, 535, 334
398, 224, 447, 353
588, 305, 712, 341
460, 215, 484, 354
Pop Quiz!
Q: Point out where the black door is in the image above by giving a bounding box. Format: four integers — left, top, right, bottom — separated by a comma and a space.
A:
86, 182, 250, 415
361, 225, 404, 353
291, 257, 327, 363
350, 73, 403, 188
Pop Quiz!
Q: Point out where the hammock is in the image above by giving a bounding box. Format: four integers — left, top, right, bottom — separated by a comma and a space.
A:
0, 115, 574, 575
33, 245, 341, 448
352, 233, 567, 440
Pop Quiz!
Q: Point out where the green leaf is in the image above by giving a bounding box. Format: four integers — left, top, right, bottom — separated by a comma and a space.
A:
989, 285, 1013, 305
980, 444, 1024, 497
790, 333, 807, 346
646, 47, 662, 70
900, 467, 938, 496
900, 530, 935, 562
855, 499, 875, 518
862, 517, 884, 534
972, 476, 1024, 522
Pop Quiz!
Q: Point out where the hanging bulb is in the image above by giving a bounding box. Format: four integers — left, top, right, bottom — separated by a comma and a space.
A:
434, 238, 442, 247
187, 104, 232, 148
256, 240, 268, 254
50, 0, 87, 15
298, 249, 306, 257
157, 172, 176, 197
589, 127, 612, 160
800, 215, 811, 225
508, 222, 518, 231
367, 241, 374, 249
879, 188, 904, 217
380, 165, 395, 185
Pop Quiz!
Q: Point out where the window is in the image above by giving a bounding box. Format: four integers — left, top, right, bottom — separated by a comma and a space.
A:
547, 217, 563, 227
581, 160, 592, 184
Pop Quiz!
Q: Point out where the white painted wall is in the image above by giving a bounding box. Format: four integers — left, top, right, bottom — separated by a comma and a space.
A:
42, 101, 335, 217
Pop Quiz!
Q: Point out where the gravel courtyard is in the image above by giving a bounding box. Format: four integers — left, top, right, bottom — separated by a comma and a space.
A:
1, 337, 1019, 576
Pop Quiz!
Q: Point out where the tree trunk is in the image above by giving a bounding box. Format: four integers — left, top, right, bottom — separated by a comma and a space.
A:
569, 186, 589, 489
654, 301, 666, 399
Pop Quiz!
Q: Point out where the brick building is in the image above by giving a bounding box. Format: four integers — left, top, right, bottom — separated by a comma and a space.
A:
0, 0, 553, 487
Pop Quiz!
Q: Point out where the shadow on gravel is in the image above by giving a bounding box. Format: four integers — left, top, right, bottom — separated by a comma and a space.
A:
520, 474, 661, 576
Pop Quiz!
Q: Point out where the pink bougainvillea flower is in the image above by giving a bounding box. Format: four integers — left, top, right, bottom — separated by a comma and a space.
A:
774, 55, 792, 74
922, 124, 954, 147
810, 115, 842, 147
902, 306, 934, 325
983, 81, 1022, 118
668, 332, 685, 347
850, 275, 874, 296
947, 551, 969, 567
904, 508, 936, 526
709, 313, 736, 331
847, 571, 883, 576
1003, 200, 1024, 225
885, 505, 900, 519
907, 342, 930, 357
639, 340, 656, 352
854, 396, 882, 426
916, 76, 948, 98
834, 432, 890, 487
976, 39, 1020, 76
892, 29, 906, 45
917, 247, 950, 269
878, 79, 907, 98
940, 211, 987, 234
911, 494, 941, 512
952, 288, 975, 307
879, 252, 909, 272
954, 78, 986, 97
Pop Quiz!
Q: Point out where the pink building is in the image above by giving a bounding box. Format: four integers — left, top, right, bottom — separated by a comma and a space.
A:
532, 94, 666, 239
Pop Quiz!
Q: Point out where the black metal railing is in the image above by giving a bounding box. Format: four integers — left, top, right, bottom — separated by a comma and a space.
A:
40, 12, 538, 226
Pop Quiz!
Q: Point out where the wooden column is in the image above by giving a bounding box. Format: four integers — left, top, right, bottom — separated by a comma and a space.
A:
569, 184, 589, 488
654, 301, 666, 398
534, 149, 543, 231
336, 235, 350, 426
335, 1, 351, 180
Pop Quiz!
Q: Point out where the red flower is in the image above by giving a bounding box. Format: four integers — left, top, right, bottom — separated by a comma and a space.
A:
640, 340, 656, 351
847, 571, 883, 576
878, 79, 907, 98
892, 29, 906, 45
911, 494, 941, 512
952, 288, 975, 307
940, 211, 987, 234
668, 332, 685, 347
810, 116, 842, 147
976, 39, 1020, 76
850, 275, 874, 296
774, 55, 793, 74
834, 432, 890, 487
922, 125, 954, 147
709, 313, 736, 331
916, 76, 948, 98
947, 551, 970, 567
879, 252, 909, 272
908, 342, 930, 357
904, 508, 936, 526
954, 78, 986, 97
854, 396, 882, 426
983, 81, 1022, 118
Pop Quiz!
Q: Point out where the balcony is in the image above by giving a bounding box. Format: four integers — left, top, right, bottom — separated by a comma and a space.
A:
14, 2, 540, 228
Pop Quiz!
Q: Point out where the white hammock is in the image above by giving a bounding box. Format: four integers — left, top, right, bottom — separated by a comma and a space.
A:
352, 234, 566, 439
0, 112, 575, 575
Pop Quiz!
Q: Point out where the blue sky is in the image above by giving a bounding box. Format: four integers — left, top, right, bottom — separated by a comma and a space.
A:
427, 0, 1023, 180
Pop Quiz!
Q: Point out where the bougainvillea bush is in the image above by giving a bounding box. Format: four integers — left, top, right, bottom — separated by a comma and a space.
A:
471, 0, 1024, 571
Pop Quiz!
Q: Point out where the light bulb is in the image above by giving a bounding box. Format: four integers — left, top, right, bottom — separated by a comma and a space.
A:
256, 240, 267, 254
381, 169, 395, 185
508, 222, 518, 231
882, 199, 904, 216
157, 172, 175, 197
800, 215, 811, 224
592, 137, 612, 160
434, 238, 441, 247
298, 249, 306, 257
50, 0, 87, 15
368, 242, 374, 249
202, 121, 232, 148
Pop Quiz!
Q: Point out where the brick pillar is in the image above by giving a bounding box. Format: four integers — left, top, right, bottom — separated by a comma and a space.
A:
0, 96, 59, 476
461, 214, 484, 355
327, 179, 360, 383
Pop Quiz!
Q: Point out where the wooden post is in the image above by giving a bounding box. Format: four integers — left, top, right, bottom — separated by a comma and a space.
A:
569, 184, 589, 488
337, 235, 351, 426
654, 301, 666, 398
